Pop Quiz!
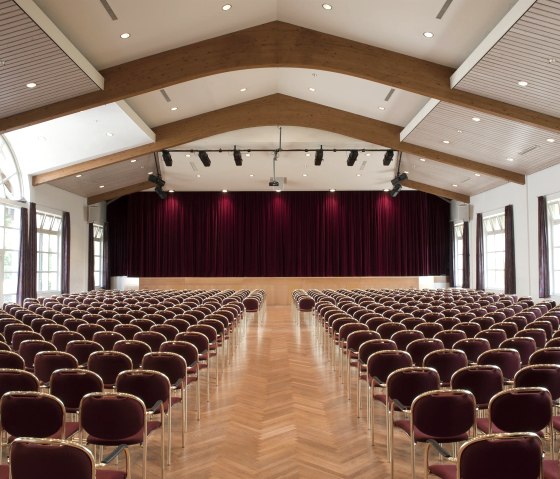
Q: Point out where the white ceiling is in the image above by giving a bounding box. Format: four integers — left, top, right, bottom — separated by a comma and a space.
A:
4, 0, 560, 202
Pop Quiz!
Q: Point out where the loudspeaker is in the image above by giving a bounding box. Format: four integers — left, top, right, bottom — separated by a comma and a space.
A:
87, 205, 102, 224
450, 202, 472, 222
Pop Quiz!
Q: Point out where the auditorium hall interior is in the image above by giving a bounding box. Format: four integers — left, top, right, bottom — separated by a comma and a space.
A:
2, 0, 560, 477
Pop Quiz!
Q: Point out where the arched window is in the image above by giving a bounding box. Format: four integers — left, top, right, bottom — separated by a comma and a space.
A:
0, 136, 23, 201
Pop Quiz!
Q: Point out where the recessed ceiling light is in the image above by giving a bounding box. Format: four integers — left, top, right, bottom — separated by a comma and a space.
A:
475, 173, 481, 177
423, 32, 434, 38
245, 153, 250, 157
322, 3, 332, 10
99, 185, 105, 189
222, 4, 231, 11
148, 171, 153, 175
419, 158, 426, 162
472, 117, 481, 122
442, 140, 450, 144
75, 174, 82, 178
506, 157, 514, 162
457, 130, 463, 133
240, 87, 247, 92
452, 184, 458, 187
120, 33, 130, 39
547, 138, 555, 143
309, 87, 315, 92
26, 82, 37, 88
383, 188, 389, 192
518, 80, 528, 87
106, 132, 114, 137
548, 58, 557, 64
276, 189, 282, 193
0, 60, 5, 67
302, 173, 308, 177
378, 106, 385, 111
185, 154, 191, 158
404, 171, 409, 174
249, 174, 254, 177
196, 174, 201, 178
171, 107, 178, 111
169, 190, 174, 193
306, 153, 310, 157
329, 188, 336, 192
222, 189, 228, 193
366, 153, 371, 157
356, 173, 361, 177
130, 159, 136, 163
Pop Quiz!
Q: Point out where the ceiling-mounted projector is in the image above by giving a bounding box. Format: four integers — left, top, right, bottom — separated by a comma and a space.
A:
269, 177, 286, 190
269, 180, 279, 187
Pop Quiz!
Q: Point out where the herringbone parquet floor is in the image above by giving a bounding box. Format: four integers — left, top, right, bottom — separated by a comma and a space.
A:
130, 306, 405, 479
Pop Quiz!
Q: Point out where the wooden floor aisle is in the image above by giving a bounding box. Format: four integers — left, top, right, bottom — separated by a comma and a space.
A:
137, 306, 394, 478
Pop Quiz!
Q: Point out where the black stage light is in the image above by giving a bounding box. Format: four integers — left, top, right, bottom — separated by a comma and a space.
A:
233, 149, 243, 166
347, 150, 359, 166
148, 174, 165, 188
389, 183, 402, 198
162, 150, 173, 167
314, 148, 324, 166
199, 151, 211, 167
383, 149, 394, 166
155, 185, 168, 200
391, 172, 408, 186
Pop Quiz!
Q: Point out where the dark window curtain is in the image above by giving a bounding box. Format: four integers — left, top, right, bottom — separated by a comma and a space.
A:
449, 222, 456, 287
16, 207, 28, 304
462, 221, 470, 289
538, 196, 550, 298
103, 222, 110, 290
27, 203, 37, 299
108, 191, 451, 277
476, 213, 484, 290
61, 212, 70, 294
87, 223, 94, 291
504, 205, 516, 294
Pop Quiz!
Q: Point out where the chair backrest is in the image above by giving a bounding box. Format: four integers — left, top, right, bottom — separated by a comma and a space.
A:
133, 331, 167, 352
150, 324, 180, 341
141, 352, 188, 387
452, 322, 482, 338
434, 329, 467, 349
80, 392, 146, 442
453, 338, 491, 363
65, 340, 104, 366
491, 321, 518, 338
477, 348, 522, 382
405, 338, 444, 366
50, 368, 104, 413
4, 323, 32, 345
364, 316, 390, 331
475, 329, 508, 349
33, 351, 79, 384
457, 432, 542, 479
39, 324, 68, 342
346, 330, 381, 352
514, 364, 560, 402
76, 323, 106, 341
413, 322, 443, 338
1, 391, 65, 439
0, 351, 25, 370
488, 387, 552, 434
367, 350, 413, 385
434, 317, 460, 330
500, 337, 537, 365
529, 347, 560, 365
164, 318, 190, 333
116, 369, 171, 410
515, 328, 547, 349
390, 330, 424, 351
113, 340, 152, 369
159, 340, 199, 366
386, 366, 440, 410
423, 349, 468, 385
12, 331, 43, 351
175, 331, 209, 354
528, 320, 554, 340
87, 351, 133, 388
450, 365, 503, 409
113, 323, 143, 339
92, 331, 126, 351
357, 339, 397, 365
18, 340, 57, 369
376, 322, 406, 339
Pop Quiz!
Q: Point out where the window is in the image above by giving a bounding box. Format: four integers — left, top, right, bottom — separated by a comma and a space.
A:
453, 223, 464, 286
548, 197, 560, 295
483, 212, 506, 291
0, 136, 23, 201
36, 211, 62, 295
0, 204, 21, 304
93, 224, 104, 288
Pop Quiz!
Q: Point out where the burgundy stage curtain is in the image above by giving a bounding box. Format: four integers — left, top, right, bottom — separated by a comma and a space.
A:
476, 213, 484, 290
538, 196, 550, 298
449, 222, 456, 287
16, 207, 28, 304
87, 223, 94, 291
504, 205, 516, 294
462, 221, 470, 289
108, 191, 450, 278
61, 212, 70, 294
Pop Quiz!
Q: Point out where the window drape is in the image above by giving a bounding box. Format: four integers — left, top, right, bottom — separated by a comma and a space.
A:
16, 207, 28, 304
61, 212, 70, 294
504, 205, 516, 294
462, 221, 470, 289
538, 196, 550, 298
27, 203, 37, 299
103, 222, 110, 289
449, 222, 456, 287
476, 213, 484, 290
87, 223, 94, 291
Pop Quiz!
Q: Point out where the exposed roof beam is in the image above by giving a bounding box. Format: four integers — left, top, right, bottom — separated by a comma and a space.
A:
401, 179, 470, 203
87, 181, 153, 205
33, 94, 525, 186
2, 21, 559, 134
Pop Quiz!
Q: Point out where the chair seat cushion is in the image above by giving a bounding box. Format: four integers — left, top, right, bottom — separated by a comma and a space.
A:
544, 459, 560, 479
97, 469, 127, 479
393, 420, 468, 443
477, 417, 545, 437
428, 464, 456, 479
87, 420, 161, 446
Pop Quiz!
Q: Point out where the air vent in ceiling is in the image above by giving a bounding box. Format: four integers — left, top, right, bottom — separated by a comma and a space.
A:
436, 0, 454, 19
190, 162, 198, 172
384, 88, 395, 102
160, 89, 171, 103
519, 145, 538, 156
359, 161, 367, 171
99, 0, 118, 20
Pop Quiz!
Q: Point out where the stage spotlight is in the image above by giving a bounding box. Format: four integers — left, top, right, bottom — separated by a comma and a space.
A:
314, 148, 324, 166
148, 174, 165, 187
391, 172, 408, 186
389, 183, 402, 198
233, 148, 243, 166
347, 150, 359, 166
383, 149, 394, 166
198, 151, 211, 167
155, 185, 168, 200
162, 150, 173, 167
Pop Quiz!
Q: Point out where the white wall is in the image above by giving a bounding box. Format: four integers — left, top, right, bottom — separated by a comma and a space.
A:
30, 184, 89, 293
466, 161, 560, 299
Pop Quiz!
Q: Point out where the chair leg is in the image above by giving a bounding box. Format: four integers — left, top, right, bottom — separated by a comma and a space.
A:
390, 416, 395, 479
411, 436, 416, 479
196, 376, 201, 420
161, 418, 165, 478
167, 409, 172, 466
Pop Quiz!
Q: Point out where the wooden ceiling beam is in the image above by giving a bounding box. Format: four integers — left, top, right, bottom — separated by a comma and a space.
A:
2, 21, 559, 134
87, 181, 154, 205
401, 179, 470, 203
33, 94, 525, 186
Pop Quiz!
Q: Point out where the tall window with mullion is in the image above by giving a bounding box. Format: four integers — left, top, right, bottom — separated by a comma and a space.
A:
36, 212, 62, 295
93, 224, 104, 288
547, 197, 560, 295
0, 204, 21, 303
454, 223, 464, 286
483, 212, 506, 291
